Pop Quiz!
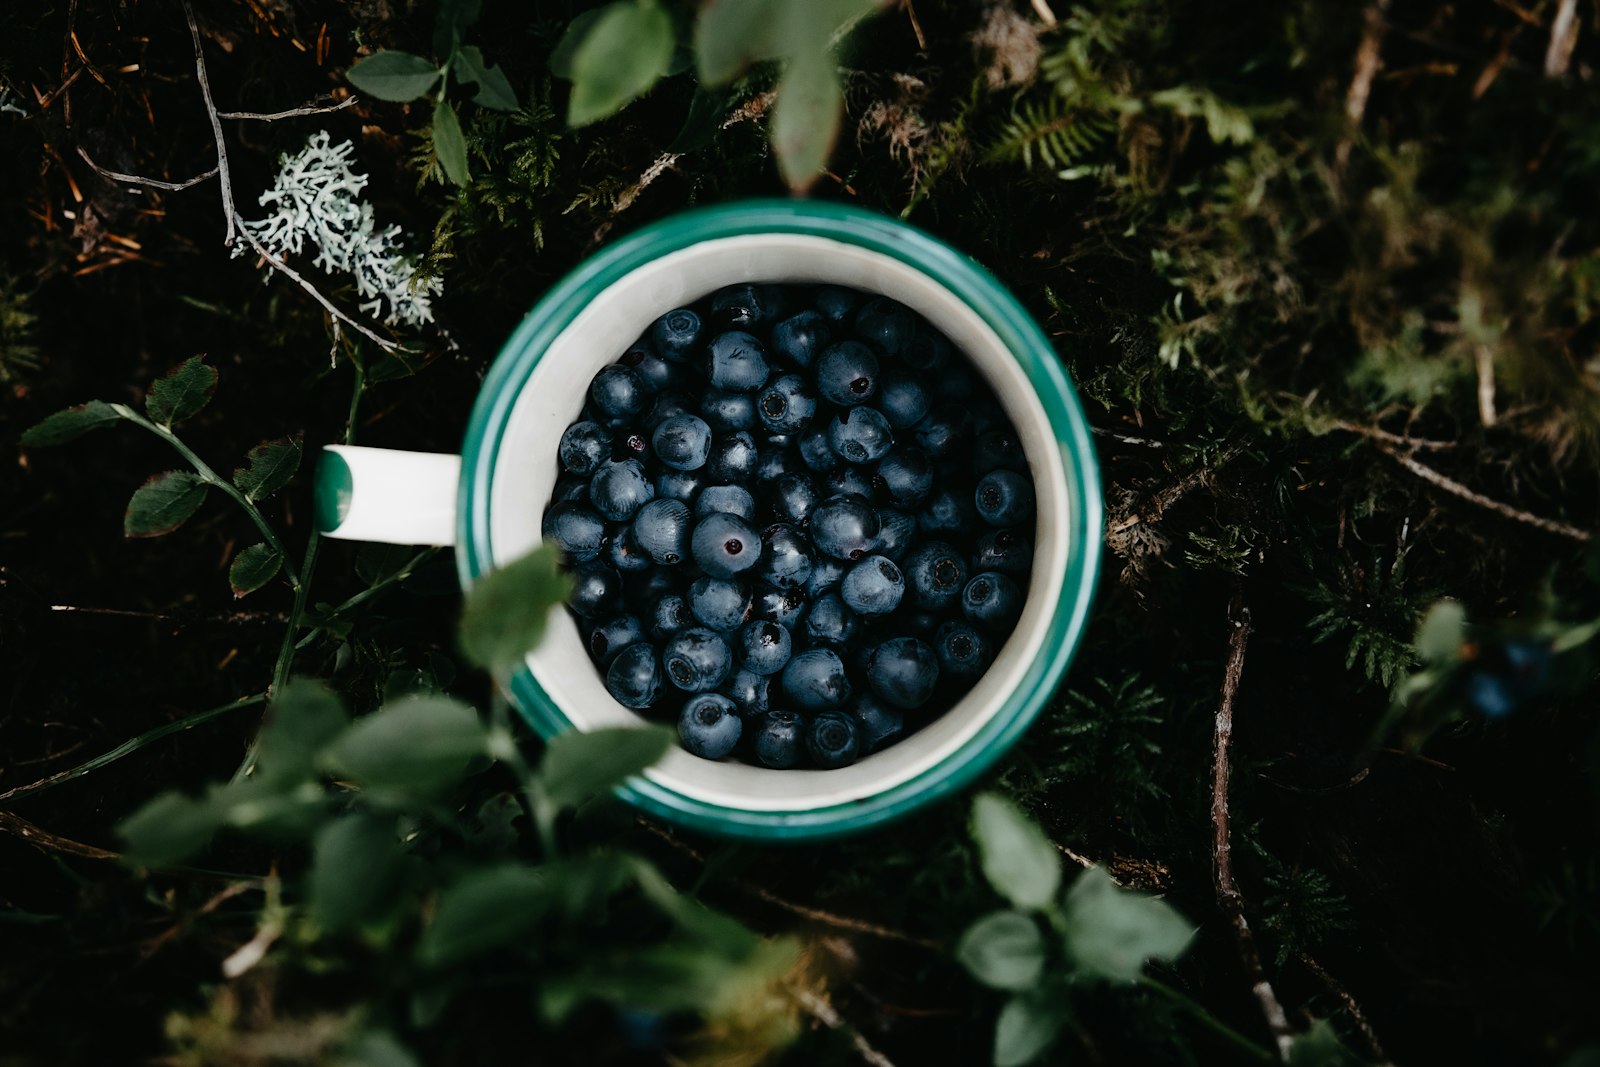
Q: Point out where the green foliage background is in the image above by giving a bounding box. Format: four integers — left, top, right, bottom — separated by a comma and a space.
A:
4, 0, 1600, 1064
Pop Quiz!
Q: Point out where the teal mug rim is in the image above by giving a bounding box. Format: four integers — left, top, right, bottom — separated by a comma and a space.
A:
457, 200, 1103, 842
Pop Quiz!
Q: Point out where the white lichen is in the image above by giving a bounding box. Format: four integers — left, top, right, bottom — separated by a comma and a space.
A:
0, 87, 29, 118
236, 131, 441, 329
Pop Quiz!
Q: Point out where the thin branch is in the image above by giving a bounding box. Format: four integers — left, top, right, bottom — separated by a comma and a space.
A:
1029, 0, 1059, 26
1474, 345, 1498, 427
1211, 589, 1296, 1062
217, 96, 357, 122
0, 810, 120, 860
1091, 425, 1166, 448
1381, 447, 1592, 542
235, 223, 402, 353
1338, 0, 1391, 167
789, 986, 899, 1067
77, 145, 217, 191
1328, 419, 1456, 451
182, 0, 237, 244
1107, 443, 1245, 535
1545, 0, 1580, 76
1296, 954, 1394, 1066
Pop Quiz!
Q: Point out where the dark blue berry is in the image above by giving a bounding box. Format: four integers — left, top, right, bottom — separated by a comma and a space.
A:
678, 694, 742, 759
606, 525, 654, 572
589, 364, 649, 421
552, 476, 589, 504
812, 494, 881, 561
866, 637, 940, 709
752, 583, 811, 630
913, 404, 973, 459
814, 285, 862, 324
877, 365, 931, 429
771, 310, 833, 368
559, 421, 612, 476
691, 513, 761, 578
1503, 639, 1554, 697
816, 341, 880, 407
737, 619, 793, 675
901, 325, 951, 372
841, 555, 905, 616
663, 627, 735, 692
1466, 670, 1519, 718
722, 668, 771, 718
853, 297, 915, 357
569, 562, 623, 619
974, 528, 1033, 575
651, 308, 703, 361
687, 576, 750, 632
623, 343, 682, 393
695, 484, 758, 523
648, 592, 693, 641
822, 465, 876, 500
903, 541, 968, 610
974, 430, 1028, 473
803, 591, 859, 647
710, 284, 768, 329
962, 571, 1024, 631
872, 508, 917, 561
706, 431, 758, 482
768, 472, 819, 526
753, 444, 792, 486
805, 557, 848, 598
935, 621, 992, 686
654, 469, 702, 503
827, 407, 894, 465
975, 469, 1035, 527
606, 643, 661, 708
782, 649, 853, 712
851, 695, 905, 752
805, 710, 862, 769
632, 498, 693, 565
589, 459, 655, 522
757, 374, 818, 434
756, 524, 814, 589
798, 427, 841, 473
930, 358, 977, 401
874, 447, 935, 508
700, 390, 756, 432
705, 331, 770, 392
542, 501, 606, 562
641, 391, 695, 433
652, 414, 713, 471
754, 709, 805, 768
588, 615, 646, 666
918, 487, 976, 538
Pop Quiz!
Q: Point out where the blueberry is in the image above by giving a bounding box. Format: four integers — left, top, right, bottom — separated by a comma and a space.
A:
935, 621, 992, 686
663, 627, 735, 692
803, 591, 860, 647
691, 513, 761, 578
782, 648, 853, 712
962, 571, 1024, 631
798, 427, 841, 473
652, 414, 713, 471
901, 325, 952, 372
877, 364, 931, 429
918, 486, 977, 538
805, 557, 848, 598
552, 476, 589, 504
722, 668, 772, 718
771, 310, 833, 368
559, 421, 612, 476
652, 470, 700, 505
974, 430, 1028, 473
822, 465, 876, 500
588, 615, 647, 666
850, 695, 905, 752
606, 643, 662, 708
634, 567, 678, 601
757, 374, 819, 434
648, 592, 693, 640
903, 541, 969, 610
930, 358, 977, 401
1503, 639, 1554, 697
895, 607, 942, 638
768, 472, 819, 525
873, 508, 917, 561
632, 498, 693, 565
710, 284, 769, 329
874, 447, 935, 508
687, 576, 750, 632
975, 469, 1036, 527
622, 342, 682, 393
589, 459, 655, 522
678, 693, 742, 759
974, 528, 1033, 575
542, 501, 606, 562
569, 562, 624, 619
641, 391, 696, 433
589, 364, 649, 421
1466, 670, 1519, 718
913, 404, 974, 460
614, 428, 651, 462
751, 583, 811, 631
816, 341, 880, 407
866, 637, 940, 709
700, 390, 756, 432
695, 484, 758, 523
754, 709, 806, 768
738, 620, 793, 676
756, 524, 814, 588
706, 431, 758, 482
606, 525, 654, 572
853, 297, 915, 357
815, 285, 862, 324
842, 555, 905, 616
753, 444, 793, 486
705, 331, 770, 392
827, 407, 894, 465
810, 494, 880, 561
651, 307, 703, 361
805, 710, 862, 769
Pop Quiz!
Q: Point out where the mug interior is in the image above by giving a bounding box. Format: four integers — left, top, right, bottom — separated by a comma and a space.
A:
482, 234, 1073, 815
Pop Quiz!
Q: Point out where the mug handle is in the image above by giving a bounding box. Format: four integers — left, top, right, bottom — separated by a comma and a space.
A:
314, 445, 461, 546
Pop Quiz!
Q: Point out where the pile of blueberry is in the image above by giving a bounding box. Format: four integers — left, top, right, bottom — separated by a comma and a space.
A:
540, 283, 1036, 770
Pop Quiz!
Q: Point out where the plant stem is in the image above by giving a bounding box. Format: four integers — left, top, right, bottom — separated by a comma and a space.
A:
293, 549, 439, 651
110, 404, 300, 588
1140, 978, 1276, 1063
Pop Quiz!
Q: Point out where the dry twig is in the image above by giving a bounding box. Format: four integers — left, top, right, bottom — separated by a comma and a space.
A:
1381, 447, 1591, 542
183, 0, 237, 245
790, 986, 899, 1067
1297, 953, 1394, 1066
217, 96, 357, 122
76, 146, 217, 192
0, 810, 119, 860
1545, 0, 1580, 76
1337, 0, 1391, 168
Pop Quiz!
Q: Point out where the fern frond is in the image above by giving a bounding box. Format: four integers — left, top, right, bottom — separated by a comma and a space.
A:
986, 98, 1113, 173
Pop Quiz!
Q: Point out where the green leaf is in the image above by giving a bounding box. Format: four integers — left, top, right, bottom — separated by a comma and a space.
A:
1287, 1019, 1368, 1067
145, 356, 217, 428
118, 791, 223, 867
1060, 867, 1194, 982
232, 436, 303, 502
971, 793, 1062, 911
956, 910, 1047, 991
124, 470, 208, 538
565, 0, 675, 127
994, 991, 1066, 1067
667, 85, 734, 154
309, 812, 405, 934
455, 46, 518, 111
21, 400, 122, 447
694, 0, 778, 85
416, 864, 548, 968
432, 98, 470, 185
256, 680, 349, 785
539, 725, 674, 809
228, 543, 282, 597
549, 8, 607, 80
320, 694, 486, 796
432, 0, 483, 56
1416, 600, 1467, 663
337, 1030, 422, 1067
347, 51, 441, 102
772, 50, 842, 192
458, 544, 570, 671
